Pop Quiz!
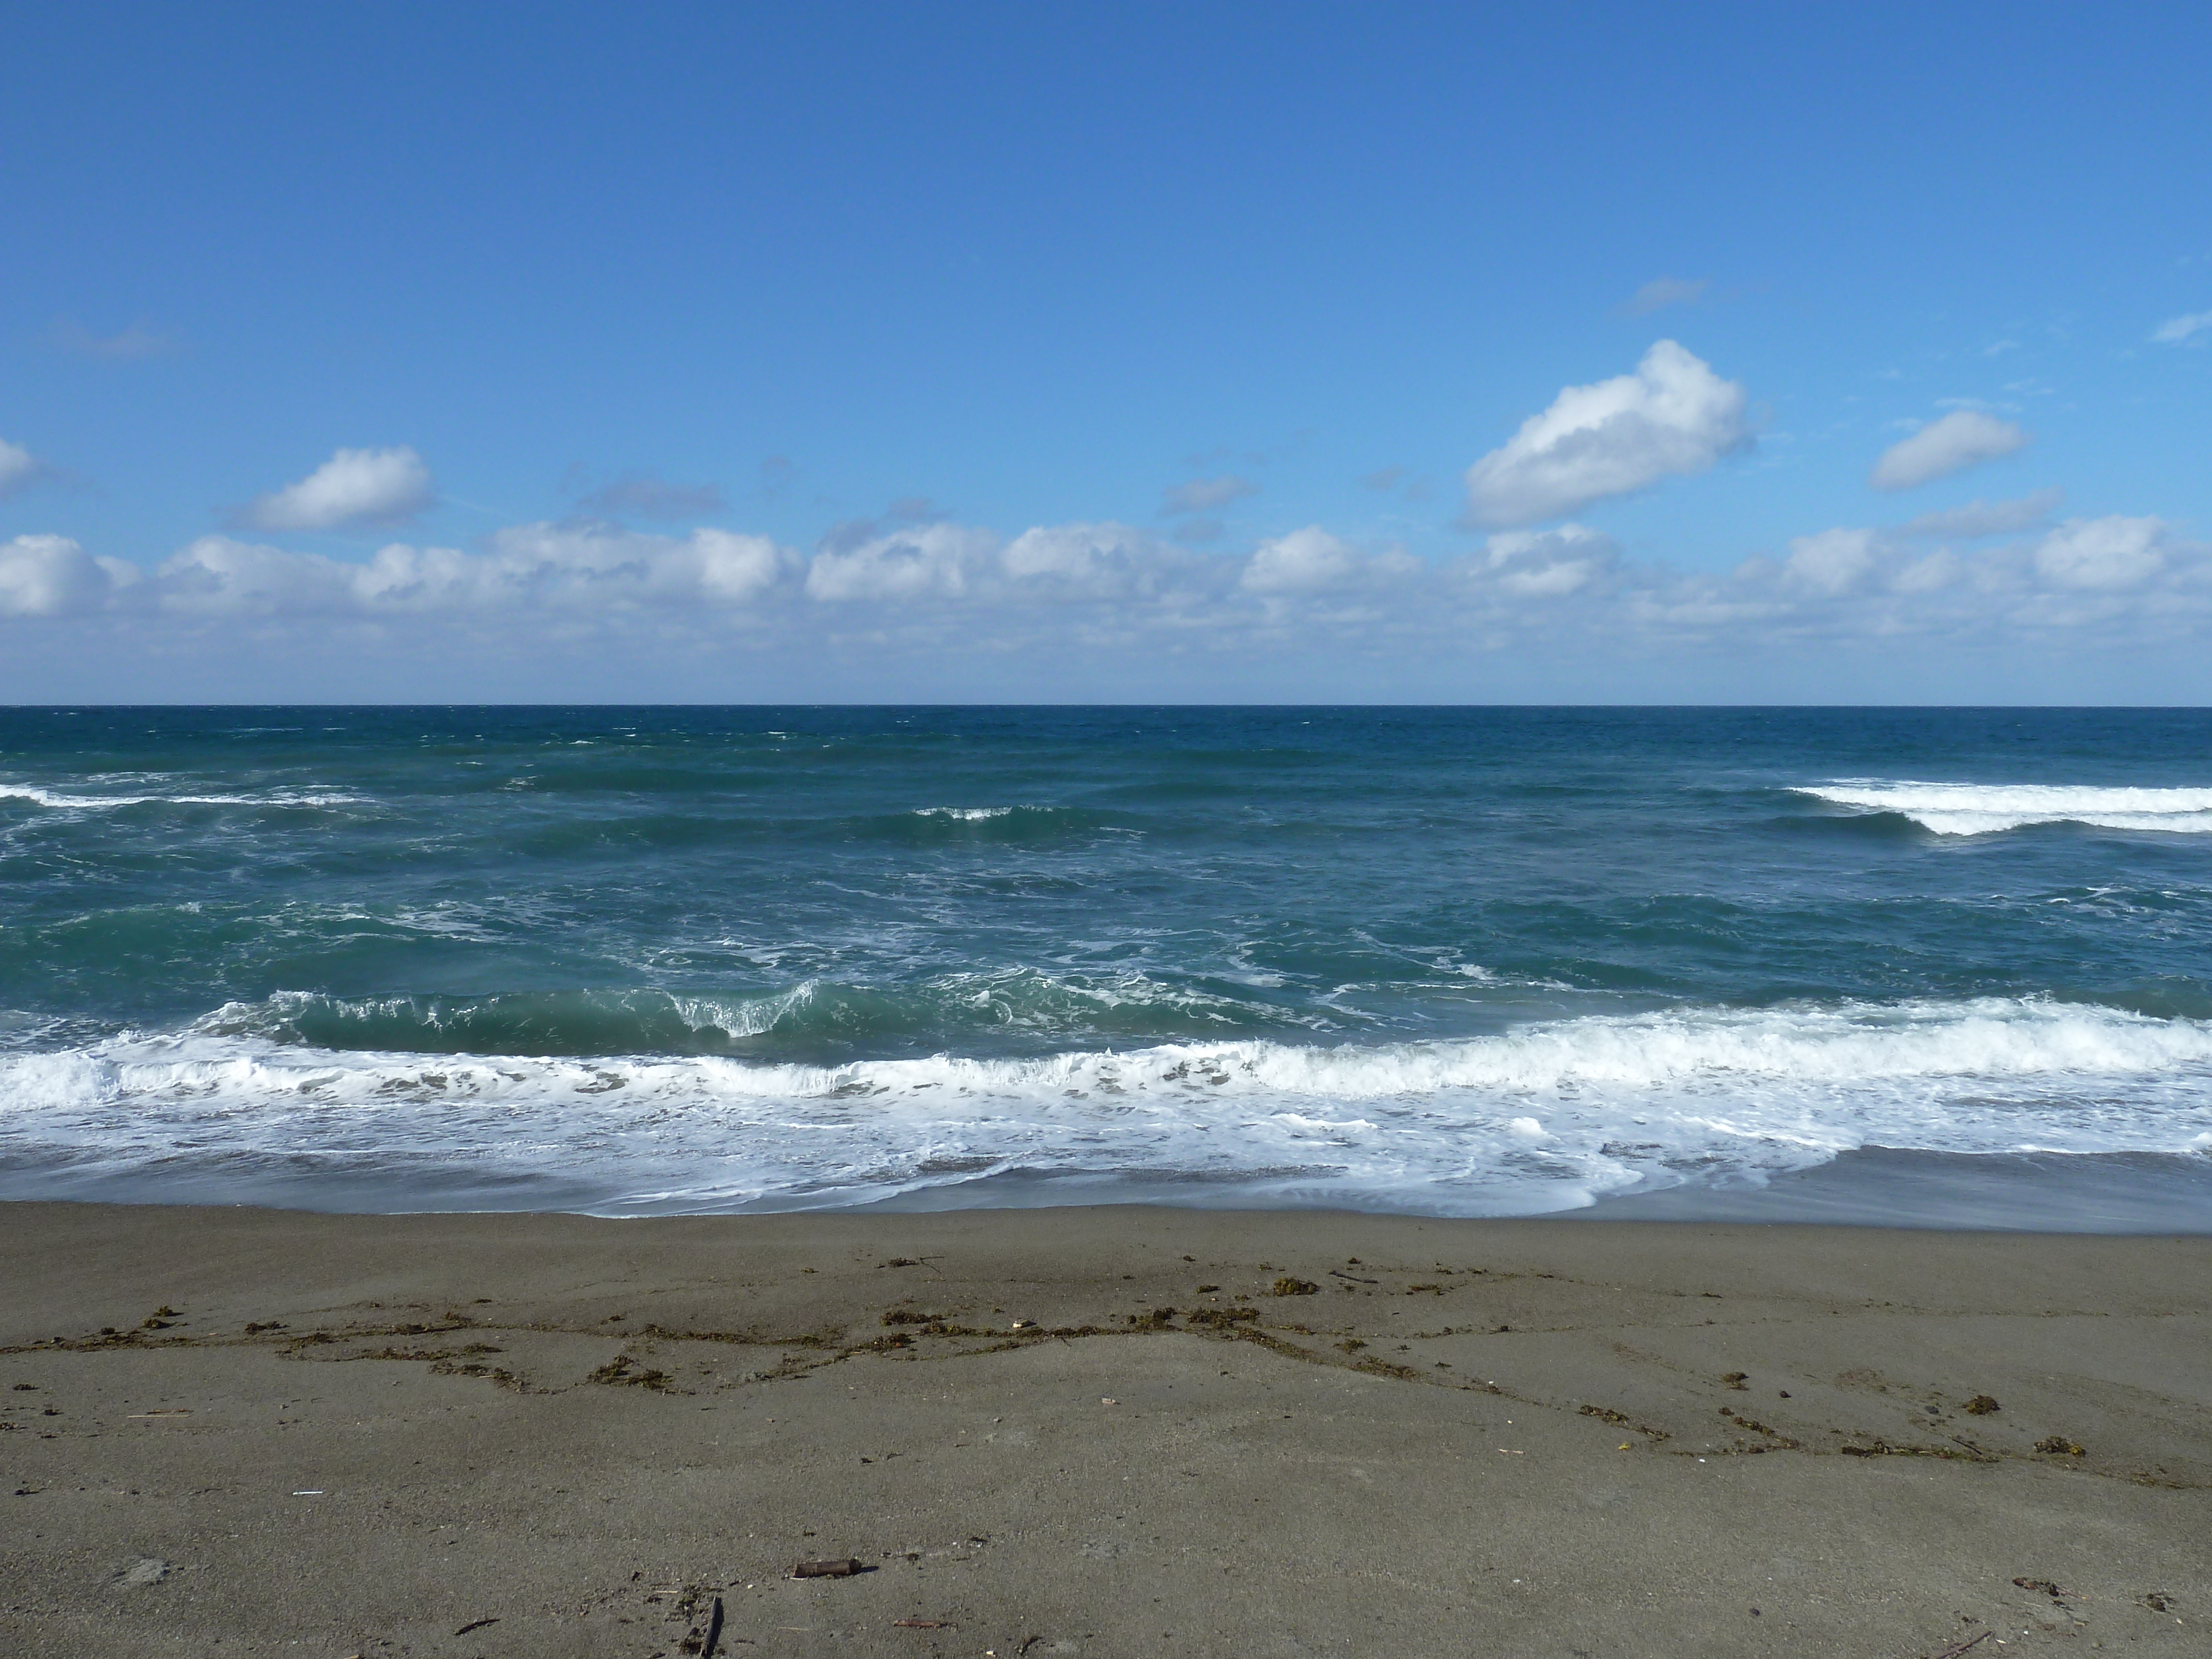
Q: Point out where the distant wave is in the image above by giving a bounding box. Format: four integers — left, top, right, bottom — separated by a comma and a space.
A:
1796, 781, 2212, 836
5, 996, 2207, 1215
911, 806, 1014, 821
0, 784, 365, 810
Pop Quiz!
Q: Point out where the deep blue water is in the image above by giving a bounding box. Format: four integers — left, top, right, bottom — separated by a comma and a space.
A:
3, 706, 2209, 1225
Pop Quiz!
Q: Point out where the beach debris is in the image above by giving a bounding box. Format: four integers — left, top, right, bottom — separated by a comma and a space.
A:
792, 1558, 865, 1578
880, 1258, 919, 1268
117, 1557, 171, 1587
1336, 1339, 1367, 1353
1270, 1277, 1319, 1297
1722, 1372, 1749, 1390
1964, 1394, 2001, 1415
1009, 1319, 1035, 1331
2033, 1436, 2086, 1457
1329, 1269, 1378, 1285
1185, 1306, 1258, 1328
587, 1354, 674, 1390
701, 1594, 725, 1658
2013, 1577, 2070, 1602
126, 1408, 191, 1417
1930, 1632, 1993, 1658
453, 1617, 500, 1635
2142, 1593, 2174, 1612
1100, 1397, 1118, 1406
893, 1617, 951, 1628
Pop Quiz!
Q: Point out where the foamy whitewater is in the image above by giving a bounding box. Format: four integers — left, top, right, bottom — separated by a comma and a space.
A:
4, 707, 2210, 1223
1796, 781, 2212, 836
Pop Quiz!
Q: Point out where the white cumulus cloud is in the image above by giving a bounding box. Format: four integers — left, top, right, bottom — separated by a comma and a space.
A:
2031, 515, 2168, 589
1000, 522, 1192, 599
1785, 528, 1881, 594
1241, 526, 1360, 593
148, 523, 795, 617
1460, 341, 1749, 528
1868, 411, 2029, 491
1471, 525, 1621, 597
805, 523, 998, 602
239, 446, 436, 531
0, 535, 134, 617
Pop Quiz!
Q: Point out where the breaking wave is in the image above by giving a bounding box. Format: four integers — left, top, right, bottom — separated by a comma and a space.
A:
0, 784, 366, 810
1796, 781, 2212, 836
4, 996, 2207, 1215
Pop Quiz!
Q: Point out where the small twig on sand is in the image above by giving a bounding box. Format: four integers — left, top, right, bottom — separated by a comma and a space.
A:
1930, 1631, 1992, 1659
702, 1595, 725, 1658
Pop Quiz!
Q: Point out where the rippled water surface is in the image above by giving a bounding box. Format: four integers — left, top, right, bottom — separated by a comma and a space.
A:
3, 706, 2209, 1222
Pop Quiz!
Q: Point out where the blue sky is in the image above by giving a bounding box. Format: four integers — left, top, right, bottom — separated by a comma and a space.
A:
4, 2, 2210, 701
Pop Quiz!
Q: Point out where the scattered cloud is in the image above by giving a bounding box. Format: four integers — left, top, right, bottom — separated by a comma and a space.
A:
1460, 341, 1750, 528
2151, 310, 2212, 346
11, 503, 2208, 676
1470, 525, 1622, 598
1784, 528, 1881, 594
1160, 475, 1259, 515
152, 522, 792, 618
1868, 411, 2029, 491
1897, 489, 2064, 539
236, 446, 436, 532
577, 472, 724, 519
805, 521, 997, 602
49, 316, 178, 361
2031, 514, 2167, 589
1620, 278, 1708, 316
0, 439, 54, 499
1240, 527, 1361, 593
0, 535, 138, 617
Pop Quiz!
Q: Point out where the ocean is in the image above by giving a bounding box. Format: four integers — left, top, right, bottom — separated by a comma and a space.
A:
3, 705, 2209, 1228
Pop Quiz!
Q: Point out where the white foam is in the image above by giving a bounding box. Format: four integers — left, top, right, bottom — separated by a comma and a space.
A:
911, 806, 1014, 821
3, 997, 2206, 1215
1797, 781, 2212, 836
0, 785, 364, 811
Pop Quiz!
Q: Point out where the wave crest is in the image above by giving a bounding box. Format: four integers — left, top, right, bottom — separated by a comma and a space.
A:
1796, 781, 2212, 836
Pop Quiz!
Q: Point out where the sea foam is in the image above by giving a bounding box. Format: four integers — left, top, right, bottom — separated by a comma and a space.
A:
1797, 781, 2212, 836
4, 997, 2205, 1215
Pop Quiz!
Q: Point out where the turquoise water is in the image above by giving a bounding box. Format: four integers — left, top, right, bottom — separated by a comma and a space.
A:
3, 706, 2210, 1223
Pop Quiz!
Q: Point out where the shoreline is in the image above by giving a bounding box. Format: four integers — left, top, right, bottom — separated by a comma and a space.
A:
4, 1199, 2208, 1655
7, 1144, 2211, 1233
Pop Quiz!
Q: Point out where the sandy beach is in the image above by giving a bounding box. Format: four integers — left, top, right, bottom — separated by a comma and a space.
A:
2, 1201, 2206, 1657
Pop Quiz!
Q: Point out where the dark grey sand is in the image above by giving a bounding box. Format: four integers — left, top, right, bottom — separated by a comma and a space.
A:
2, 1202, 2206, 1657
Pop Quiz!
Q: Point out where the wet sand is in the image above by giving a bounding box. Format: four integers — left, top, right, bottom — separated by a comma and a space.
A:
3, 1201, 2206, 1657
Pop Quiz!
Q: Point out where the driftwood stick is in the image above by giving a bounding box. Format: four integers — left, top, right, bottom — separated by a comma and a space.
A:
1929, 1631, 1993, 1659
